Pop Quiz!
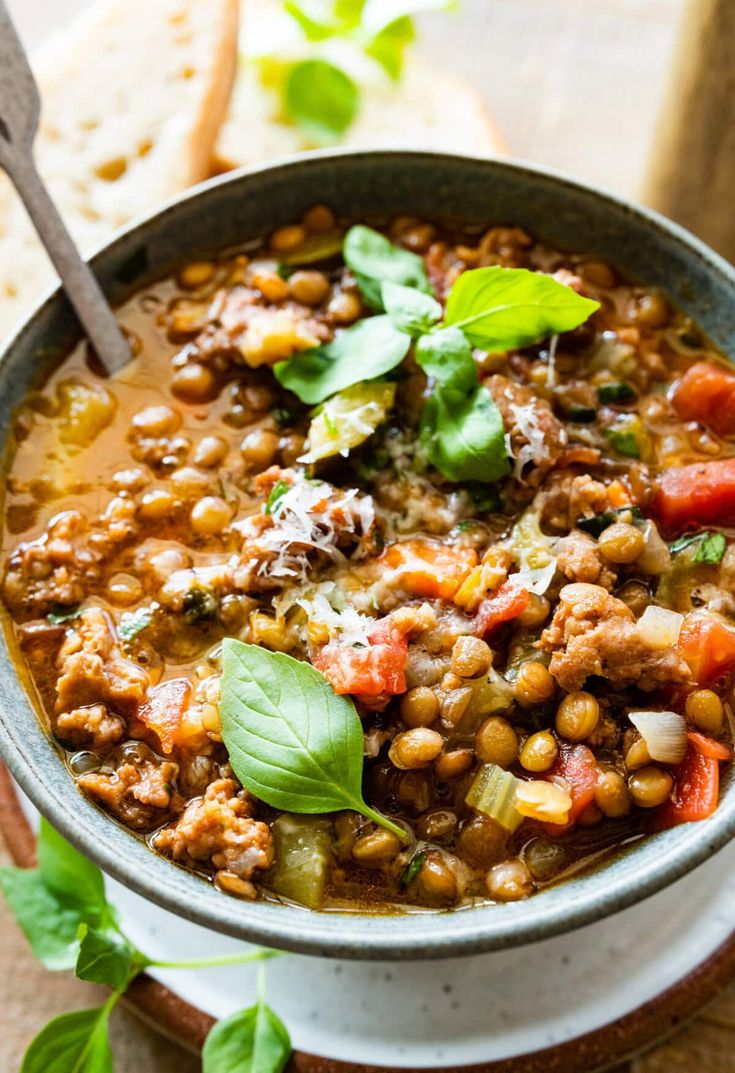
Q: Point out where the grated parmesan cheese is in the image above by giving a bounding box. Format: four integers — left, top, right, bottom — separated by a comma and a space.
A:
508, 400, 567, 482
256, 477, 375, 581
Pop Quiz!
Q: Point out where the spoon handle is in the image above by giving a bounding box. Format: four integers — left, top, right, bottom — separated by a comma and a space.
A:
0, 1, 130, 374
6, 156, 132, 374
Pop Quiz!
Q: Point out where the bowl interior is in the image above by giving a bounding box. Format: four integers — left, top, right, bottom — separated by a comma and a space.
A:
1, 150, 735, 960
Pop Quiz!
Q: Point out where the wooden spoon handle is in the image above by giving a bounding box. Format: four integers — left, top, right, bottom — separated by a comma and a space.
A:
643, 0, 735, 263
0, 0, 130, 374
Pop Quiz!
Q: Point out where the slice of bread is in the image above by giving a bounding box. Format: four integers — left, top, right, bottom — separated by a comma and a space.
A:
214, 0, 506, 171
0, 0, 239, 343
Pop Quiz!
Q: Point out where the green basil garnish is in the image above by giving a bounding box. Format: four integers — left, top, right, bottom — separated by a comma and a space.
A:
670, 530, 727, 564
202, 973, 291, 1073
382, 280, 442, 336
343, 225, 433, 310
275, 314, 411, 404
420, 384, 510, 485
400, 850, 426, 888
20, 1004, 115, 1073
47, 606, 82, 625
415, 326, 477, 393
75, 926, 140, 990
283, 59, 358, 144
444, 266, 600, 352
118, 607, 154, 643
219, 639, 407, 840
265, 479, 290, 515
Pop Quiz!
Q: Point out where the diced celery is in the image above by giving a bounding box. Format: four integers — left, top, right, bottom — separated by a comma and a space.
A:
465, 764, 524, 833
267, 814, 333, 909
299, 381, 396, 463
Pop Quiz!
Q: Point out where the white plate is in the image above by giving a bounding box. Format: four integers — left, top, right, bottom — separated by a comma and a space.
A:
17, 789, 735, 1067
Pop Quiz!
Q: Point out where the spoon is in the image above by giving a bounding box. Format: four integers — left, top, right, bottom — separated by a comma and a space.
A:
0, 1, 130, 375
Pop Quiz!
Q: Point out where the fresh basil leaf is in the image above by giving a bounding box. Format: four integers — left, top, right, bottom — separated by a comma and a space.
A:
400, 850, 426, 888
20, 1005, 113, 1073
577, 505, 643, 538
694, 531, 727, 565
38, 819, 107, 927
668, 532, 703, 555
606, 427, 640, 458
415, 326, 477, 393
444, 266, 599, 352
284, 59, 359, 143
47, 605, 82, 625
420, 385, 510, 484
343, 225, 432, 310
596, 381, 636, 404
274, 314, 411, 404
118, 606, 154, 643
219, 639, 406, 838
0, 868, 82, 970
381, 281, 442, 336
76, 927, 141, 990
265, 480, 290, 515
363, 14, 414, 79
202, 997, 291, 1073
283, 0, 337, 40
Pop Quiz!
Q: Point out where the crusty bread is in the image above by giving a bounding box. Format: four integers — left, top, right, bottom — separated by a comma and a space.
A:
214, 0, 505, 171
0, 0, 239, 343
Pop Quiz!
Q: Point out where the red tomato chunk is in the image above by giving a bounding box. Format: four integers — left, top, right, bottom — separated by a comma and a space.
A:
672, 361, 735, 436
654, 458, 735, 532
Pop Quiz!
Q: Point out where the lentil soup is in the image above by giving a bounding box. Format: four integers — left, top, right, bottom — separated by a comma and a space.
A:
3, 207, 734, 913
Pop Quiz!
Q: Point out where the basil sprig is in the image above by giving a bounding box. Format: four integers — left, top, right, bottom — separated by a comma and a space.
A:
344, 224, 433, 309
284, 59, 359, 143
219, 639, 407, 840
276, 226, 599, 483
275, 314, 411, 404
669, 529, 727, 564
2, 819, 288, 1073
274, 1, 458, 141
203, 968, 291, 1073
444, 265, 600, 351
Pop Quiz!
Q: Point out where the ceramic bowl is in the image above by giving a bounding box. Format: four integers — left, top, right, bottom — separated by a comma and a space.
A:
2, 150, 735, 960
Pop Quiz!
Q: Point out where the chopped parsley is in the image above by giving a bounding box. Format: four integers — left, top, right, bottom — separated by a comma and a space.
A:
670, 530, 727, 564
265, 479, 290, 515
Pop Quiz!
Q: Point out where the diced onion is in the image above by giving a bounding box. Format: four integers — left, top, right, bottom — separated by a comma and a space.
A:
636, 521, 672, 576
637, 605, 684, 648
465, 764, 523, 832
628, 710, 688, 764
514, 781, 572, 825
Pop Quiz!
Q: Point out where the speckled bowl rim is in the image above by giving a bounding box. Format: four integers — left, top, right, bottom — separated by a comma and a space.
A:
1, 149, 735, 961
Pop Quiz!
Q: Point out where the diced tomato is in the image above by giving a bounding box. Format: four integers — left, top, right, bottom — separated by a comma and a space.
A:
655, 746, 721, 828
311, 618, 408, 699
473, 581, 530, 638
542, 744, 599, 835
383, 539, 478, 601
654, 458, 735, 532
677, 613, 735, 686
672, 362, 735, 437
137, 678, 191, 754
687, 730, 732, 761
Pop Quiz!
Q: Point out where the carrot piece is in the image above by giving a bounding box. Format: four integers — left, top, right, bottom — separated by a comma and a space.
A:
383, 539, 478, 600
678, 613, 735, 686
687, 730, 732, 761
473, 581, 530, 638
137, 678, 191, 754
654, 458, 735, 532
655, 747, 720, 827
672, 362, 735, 436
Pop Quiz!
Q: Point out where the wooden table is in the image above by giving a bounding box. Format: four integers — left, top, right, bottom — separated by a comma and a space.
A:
3, 0, 735, 1069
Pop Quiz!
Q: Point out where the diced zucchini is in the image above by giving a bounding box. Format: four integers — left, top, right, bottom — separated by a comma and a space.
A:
299, 381, 396, 464
465, 764, 524, 833
267, 814, 333, 909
